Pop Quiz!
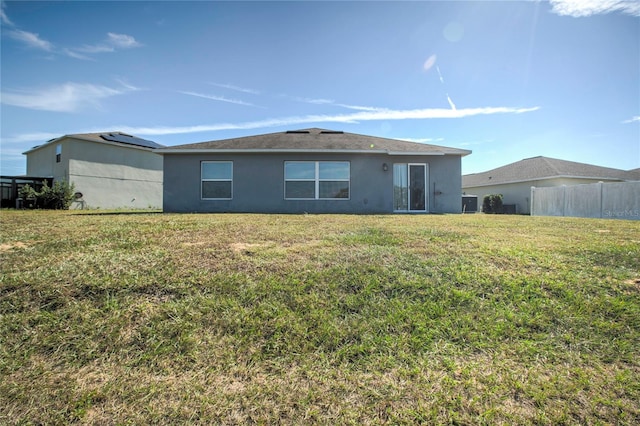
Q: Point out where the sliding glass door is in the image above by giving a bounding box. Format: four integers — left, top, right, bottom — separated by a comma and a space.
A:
393, 163, 428, 212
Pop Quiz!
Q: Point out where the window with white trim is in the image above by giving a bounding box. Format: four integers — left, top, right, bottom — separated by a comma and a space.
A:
201, 161, 232, 199
284, 161, 350, 200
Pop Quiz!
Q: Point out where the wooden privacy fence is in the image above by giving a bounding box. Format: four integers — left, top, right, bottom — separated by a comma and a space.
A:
531, 181, 640, 220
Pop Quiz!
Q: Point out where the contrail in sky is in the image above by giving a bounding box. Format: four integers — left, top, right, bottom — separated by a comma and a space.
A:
436, 66, 445, 84
436, 66, 457, 110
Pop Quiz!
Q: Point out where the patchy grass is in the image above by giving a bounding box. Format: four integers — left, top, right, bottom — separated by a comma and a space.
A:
1, 210, 639, 424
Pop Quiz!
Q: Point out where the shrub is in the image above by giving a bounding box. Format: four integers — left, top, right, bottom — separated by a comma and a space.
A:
19, 180, 76, 210
482, 194, 504, 214
18, 184, 39, 209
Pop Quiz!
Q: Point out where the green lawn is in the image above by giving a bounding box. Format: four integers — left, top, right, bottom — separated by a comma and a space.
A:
1, 211, 639, 424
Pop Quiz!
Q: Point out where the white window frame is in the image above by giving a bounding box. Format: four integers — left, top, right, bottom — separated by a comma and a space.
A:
284, 161, 350, 200
201, 161, 233, 200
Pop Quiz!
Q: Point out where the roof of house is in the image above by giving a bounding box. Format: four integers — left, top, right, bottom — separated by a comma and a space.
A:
462, 156, 639, 188
157, 128, 471, 156
24, 132, 163, 154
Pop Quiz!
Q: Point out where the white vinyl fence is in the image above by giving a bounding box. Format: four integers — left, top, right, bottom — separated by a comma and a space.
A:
531, 181, 640, 220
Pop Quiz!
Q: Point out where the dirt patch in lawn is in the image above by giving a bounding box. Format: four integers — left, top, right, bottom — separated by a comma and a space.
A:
0, 242, 28, 252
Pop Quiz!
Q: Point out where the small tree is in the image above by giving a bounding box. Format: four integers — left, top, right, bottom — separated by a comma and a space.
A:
18, 184, 38, 208
39, 180, 76, 210
482, 194, 504, 214
18, 184, 38, 200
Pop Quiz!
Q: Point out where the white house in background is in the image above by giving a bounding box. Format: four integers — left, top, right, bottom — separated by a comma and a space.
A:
462, 156, 640, 214
23, 132, 164, 209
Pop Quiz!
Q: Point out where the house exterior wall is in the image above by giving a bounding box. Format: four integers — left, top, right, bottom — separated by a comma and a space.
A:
26, 141, 68, 181
463, 177, 611, 214
163, 152, 463, 214
26, 138, 163, 209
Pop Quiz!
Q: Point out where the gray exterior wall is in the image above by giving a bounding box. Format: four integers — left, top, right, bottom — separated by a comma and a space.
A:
26, 137, 163, 209
163, 152, 463, 214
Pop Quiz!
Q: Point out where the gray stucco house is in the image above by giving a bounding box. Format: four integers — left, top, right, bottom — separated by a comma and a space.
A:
23, 132, 164, 209
158, 128, 471, 214
462, 156, 640, 214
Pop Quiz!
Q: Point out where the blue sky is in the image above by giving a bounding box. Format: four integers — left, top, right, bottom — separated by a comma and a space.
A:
1, 0, 638, 176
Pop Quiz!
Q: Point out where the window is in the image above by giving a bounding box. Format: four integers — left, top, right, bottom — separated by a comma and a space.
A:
285, 161, 350, 200
55, 144, 62, 163
201, 161, 232, 199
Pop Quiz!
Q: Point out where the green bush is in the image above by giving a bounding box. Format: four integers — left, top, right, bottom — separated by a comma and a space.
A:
19, 180, 75, 210
482, 194, 504, 214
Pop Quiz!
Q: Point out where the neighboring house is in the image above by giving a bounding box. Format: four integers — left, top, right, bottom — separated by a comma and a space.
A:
158, 128, 471, 214
462, 156, 640, 214
23, 132, 164, 209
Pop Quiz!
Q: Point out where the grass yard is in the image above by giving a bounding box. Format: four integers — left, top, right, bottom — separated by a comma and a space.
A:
1, 210, 639, 425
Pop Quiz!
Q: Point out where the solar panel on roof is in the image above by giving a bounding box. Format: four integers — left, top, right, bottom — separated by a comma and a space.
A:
99, 133, 163, 149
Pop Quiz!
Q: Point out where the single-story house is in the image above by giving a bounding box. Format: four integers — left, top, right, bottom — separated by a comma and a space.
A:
462, 156, 640, 214
23, 132, 164, 209
158, 128, 471, 214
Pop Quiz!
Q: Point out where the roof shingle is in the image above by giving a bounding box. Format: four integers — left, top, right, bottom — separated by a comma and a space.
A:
462, 156, 638, 187
157, 128, 471, 156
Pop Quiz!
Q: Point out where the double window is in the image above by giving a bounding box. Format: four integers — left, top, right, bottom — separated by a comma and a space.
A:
201, 161, 232, 199
284, 161, 350, 200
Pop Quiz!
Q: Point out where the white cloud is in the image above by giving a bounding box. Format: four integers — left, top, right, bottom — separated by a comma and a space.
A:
179, 91, 264, 108
2, 105, 540, 146
1, 82, 134, 112
622, 115, 640, 123
111, 105, 540, 137
107, 32, 142, 49
8, 29, 54, 51
1, 132, 62, 144
209, 83, 261, 95
549, 0, 640, 17
68, 32, 142, 58
1, 1, 13, 26
291, 96, 390, 112
62, 48, 95, 61
398, 137, 445, 144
